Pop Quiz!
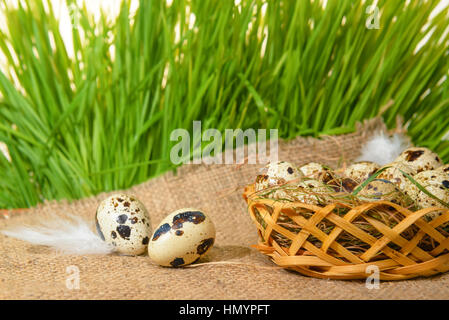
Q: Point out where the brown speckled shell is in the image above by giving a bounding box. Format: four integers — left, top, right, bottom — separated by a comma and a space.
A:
344, 161, 380, 183
395, 147, 443, 174
377, 161, 414, 190
95, 194, 152, 255
148, 208, 216, 267
403, 170, 449, 217
255, 161, 302, 191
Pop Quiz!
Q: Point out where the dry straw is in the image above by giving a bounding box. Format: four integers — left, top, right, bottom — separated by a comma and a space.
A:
243, 183, 449, 280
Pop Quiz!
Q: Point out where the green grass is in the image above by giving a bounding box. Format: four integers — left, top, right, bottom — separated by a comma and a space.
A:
0, 0, 448, 209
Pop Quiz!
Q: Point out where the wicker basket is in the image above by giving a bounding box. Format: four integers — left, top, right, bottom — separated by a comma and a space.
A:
243, 183, 449, 280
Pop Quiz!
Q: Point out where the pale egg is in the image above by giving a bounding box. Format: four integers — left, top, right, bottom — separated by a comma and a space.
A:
299, 162, 334, 183
344, 161, 380, 183
95, 194, 152, 255
403, 170, 449, 210
377, 161, 414, 190
436, 164, 449, 174
356, 179, 410, 204
394, 147, 442, 174
148, 208, 216, 267
255, 161, 303, 191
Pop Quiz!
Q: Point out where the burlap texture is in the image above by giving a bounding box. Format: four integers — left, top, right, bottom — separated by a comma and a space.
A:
1, 118, 449, 300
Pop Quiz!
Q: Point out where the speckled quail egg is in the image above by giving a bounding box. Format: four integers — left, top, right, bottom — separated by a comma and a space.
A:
270, 179, 332, 204
344, 161, 380, 183
255, 161, 303, 191
95, 194, 152, 255
148, 208, 215, 267
299, 162, 333, 183
377, 161, 415, 190
327, 177, 359, 193
357, 179, 410, 204
394, 147, 443, 174
436, 164, 449, 174
403, 170, 449, 212
293, 179, 333, 204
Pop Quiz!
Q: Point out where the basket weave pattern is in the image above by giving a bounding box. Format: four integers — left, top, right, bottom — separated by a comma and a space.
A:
244, 184, 449, 280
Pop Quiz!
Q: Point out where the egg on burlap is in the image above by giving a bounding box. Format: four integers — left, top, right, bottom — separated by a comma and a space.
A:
394, 147, 443, 174
95, 194, 152, 255
148, 208, 215, 267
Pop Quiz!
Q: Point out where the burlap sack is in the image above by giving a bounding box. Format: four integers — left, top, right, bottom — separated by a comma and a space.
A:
1, 118, 449, 300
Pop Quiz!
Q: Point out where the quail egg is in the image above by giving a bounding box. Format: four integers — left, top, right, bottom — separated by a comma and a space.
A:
293, 179, 333, 204
403, 170, 449, 212
148, 208, 215, 267
377, 162, 415, 190
255, 161, 303, 191
357, 179, 410, 204
344, 161, 380, 183
299, 162, 334, 183
95, 194, 152, 255
436, 164, 449, 174
394, 147, 443, 174
271, 179, 332, 204
327, 177, 359, 193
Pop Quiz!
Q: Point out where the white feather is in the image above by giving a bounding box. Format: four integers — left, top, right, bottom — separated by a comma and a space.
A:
356, 131, 411, 166
1, 213, 114, 255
